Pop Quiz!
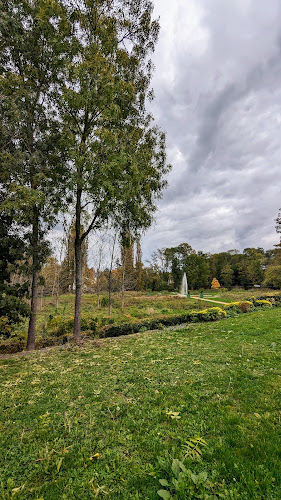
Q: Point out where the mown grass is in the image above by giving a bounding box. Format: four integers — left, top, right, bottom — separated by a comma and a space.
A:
1, 308, 281, 499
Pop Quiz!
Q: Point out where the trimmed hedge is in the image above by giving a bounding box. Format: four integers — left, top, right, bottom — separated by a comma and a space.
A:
102, 307, 226, 338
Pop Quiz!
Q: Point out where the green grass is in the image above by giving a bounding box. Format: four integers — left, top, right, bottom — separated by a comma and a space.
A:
1, 308, 281, 498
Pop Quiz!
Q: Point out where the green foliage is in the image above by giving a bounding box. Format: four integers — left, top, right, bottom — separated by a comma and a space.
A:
157, 455, 237, 499
263, 265, 281, 289
101, 296, 110, 307
183, 437, 207, 460
47, 315, 97, 337
0, 193, 29, 334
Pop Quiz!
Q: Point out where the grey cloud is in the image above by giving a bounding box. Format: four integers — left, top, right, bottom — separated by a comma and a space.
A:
141, 0, 281, 261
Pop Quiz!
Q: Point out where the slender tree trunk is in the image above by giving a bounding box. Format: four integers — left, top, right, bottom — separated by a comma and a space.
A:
121, 253, 126, 313
96, 270, 100, 308
121, 267, 125, 313
56, 287, 59, 310
26, 209, 39, 351
108, 271, 112, 317
40, 287, 43, 310
73, 188, 83, 341
108, 234, 116, 317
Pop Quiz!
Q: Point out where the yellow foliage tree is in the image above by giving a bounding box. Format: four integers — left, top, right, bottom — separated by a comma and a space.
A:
211, 278, 220, 289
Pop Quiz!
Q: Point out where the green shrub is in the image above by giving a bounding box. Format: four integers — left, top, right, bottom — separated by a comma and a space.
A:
196, 307, 226, 321
239, 301, 253, 313
47, 316, 74, 336
101, 296, 112, 307
248, 294, 281, 307
103, 307, 226, 338
0, 316, 12, 338
224, 301, 253, 316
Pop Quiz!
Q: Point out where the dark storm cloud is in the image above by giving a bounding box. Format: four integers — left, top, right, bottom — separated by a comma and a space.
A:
142, 0, 281, 260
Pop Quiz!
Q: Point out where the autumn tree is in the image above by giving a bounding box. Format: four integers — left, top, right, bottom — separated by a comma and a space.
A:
60, 0, 170, 340
211, 278, 220, 289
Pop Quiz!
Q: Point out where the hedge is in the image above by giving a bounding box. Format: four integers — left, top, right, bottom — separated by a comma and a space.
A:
102, 307, 226, 338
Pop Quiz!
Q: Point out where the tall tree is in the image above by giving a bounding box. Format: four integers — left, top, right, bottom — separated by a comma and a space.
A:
0, 191, 29, 336
0, 0, 71, 349
60, 0, 170, 340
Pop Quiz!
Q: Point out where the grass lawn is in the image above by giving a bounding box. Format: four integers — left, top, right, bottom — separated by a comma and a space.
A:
1, 308, 281, 499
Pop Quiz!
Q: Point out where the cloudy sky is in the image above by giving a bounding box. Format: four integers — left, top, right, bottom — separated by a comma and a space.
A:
141, 0, 281, 261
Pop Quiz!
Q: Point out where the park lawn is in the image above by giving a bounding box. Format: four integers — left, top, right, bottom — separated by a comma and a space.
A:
1, 308, 281, 499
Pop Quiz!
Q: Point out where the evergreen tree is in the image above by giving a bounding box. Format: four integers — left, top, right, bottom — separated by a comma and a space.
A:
221, 264, 234, 289
0, 192, 29, 336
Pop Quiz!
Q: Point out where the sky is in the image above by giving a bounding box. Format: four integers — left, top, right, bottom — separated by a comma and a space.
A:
140, 0, 281, 261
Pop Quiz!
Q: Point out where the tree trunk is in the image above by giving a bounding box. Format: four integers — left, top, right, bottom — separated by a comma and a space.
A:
40, 287, 43, 310
96, 270, 100, 308
121, 267, 125, 313
26, 209, 39, 351
55, 288, 59, 310
108, 234, 116, 317
73, 189, 82, 341
108, 269, 112, 317
121, 252, 126, 313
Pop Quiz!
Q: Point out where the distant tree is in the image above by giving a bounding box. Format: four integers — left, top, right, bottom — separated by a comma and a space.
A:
263, 265, 281, 289
184, 253, 210, 290
164, 243, 196, 290
211, 278, 220, 289
275, 209, 281, 241
221, 264, 234, 289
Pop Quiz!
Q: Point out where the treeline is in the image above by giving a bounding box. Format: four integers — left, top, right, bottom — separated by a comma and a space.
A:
40, 239, 281, 301
0, 0, 170, 348
143, 243, 281, 291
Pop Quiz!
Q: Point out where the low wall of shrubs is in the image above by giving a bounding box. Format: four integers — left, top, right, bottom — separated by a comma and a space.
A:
102, 307, 227, 338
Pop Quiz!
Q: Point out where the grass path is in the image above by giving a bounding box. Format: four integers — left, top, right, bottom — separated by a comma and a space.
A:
1, 309, 281, 499
190, 296, 228, 305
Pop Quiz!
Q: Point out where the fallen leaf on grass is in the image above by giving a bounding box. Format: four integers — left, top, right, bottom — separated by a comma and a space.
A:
89, 453, 101, 460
